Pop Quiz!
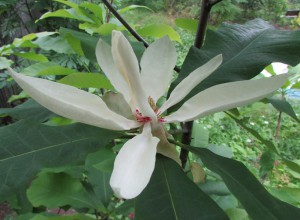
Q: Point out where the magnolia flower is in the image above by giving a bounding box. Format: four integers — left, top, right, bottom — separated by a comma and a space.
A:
9, 31, 288, 199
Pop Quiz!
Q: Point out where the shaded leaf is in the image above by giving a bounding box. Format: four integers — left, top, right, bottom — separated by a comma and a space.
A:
27, 172, 96, 209
22, 62, 76, 77
267, 98, 299, 122
169, 19, 300, 111
134, 155, 228, 220
0, 120, 122, 200
187, 146, 300, 219
0, 56, 13, 69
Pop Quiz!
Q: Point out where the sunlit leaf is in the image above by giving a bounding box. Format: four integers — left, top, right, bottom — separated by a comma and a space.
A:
13, 52, 48, 62
175, 18, 198, 32
58, 73, 113, 89
118, 5, 153, 14
0, 57, 13, 70
137, 24, 182, 43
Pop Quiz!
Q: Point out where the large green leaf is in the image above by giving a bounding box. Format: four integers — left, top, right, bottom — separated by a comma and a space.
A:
27, 172, 97, 209
0, 99, 53, 122
187, 147, 300, 219
134, 155, 228, 220
58, 72, 113, 89
169, 19, 300, 111
0, 120, 121, 200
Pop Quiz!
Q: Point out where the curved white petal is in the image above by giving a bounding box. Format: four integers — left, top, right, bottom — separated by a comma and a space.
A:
164, 74, 289, 122
96, 39, 131, 104
110, 123, 159, 199
111, 31, 156, 118
9, 68, 139, 130
159, 54, 223, 114
140, 36, 177, 102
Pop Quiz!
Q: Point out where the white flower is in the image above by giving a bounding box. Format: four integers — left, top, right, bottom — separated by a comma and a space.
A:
9, 31, 289, 199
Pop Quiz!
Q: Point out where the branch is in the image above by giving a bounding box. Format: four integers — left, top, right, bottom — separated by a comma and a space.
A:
180, 0, 223, 168
101, 0, 181, 73
194, 0, 223, 48
102, 0, 149, 47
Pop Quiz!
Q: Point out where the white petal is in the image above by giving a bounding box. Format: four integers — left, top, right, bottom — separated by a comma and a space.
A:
140, 36, 177, 102
96, 39, 131, 103
164, 74, 289, 122
159, 54, 223, 114
9, 68, 139, 130
111, 31, 156, 118
110, 123, 159, 199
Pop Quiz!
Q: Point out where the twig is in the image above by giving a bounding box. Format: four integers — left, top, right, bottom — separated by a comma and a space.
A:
101, 0, 181, 73
102, 0, 148, 47
180, 0, 223, 168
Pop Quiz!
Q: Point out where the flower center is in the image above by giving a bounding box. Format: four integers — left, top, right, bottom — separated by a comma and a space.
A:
134, 97, 165, 123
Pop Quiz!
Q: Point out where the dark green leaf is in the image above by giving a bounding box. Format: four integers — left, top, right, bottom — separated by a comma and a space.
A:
27, 172, 97, 209
0, 99, 53, 122
187, 147, 300, 219
169, 19, 300, 112
134, 155, 228, 220
0, 120, 122, 200
267, 98, 299, 122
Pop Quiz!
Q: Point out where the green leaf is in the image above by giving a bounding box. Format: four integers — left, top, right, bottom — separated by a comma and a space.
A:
191, 122, 209, 147
58, 73, 113, 89
80, 2, 103, 23
33, 36, 74, 54
25, 214, 96, 220
12, 32, 56, 48
137, 24, 182, 43
169, 19, 300, 111
225, 208, 248, 220
187, 147, 300, 219
0, 56, 13, 69
134, 155, 228, 220
0, 120, 122, 200
59, 28, 98, 61
259, 150, 275, 177
267, 98, 299, 122
27, 172, 96, 209
13, 52, 48, 62
175, 18, 198, 32
269, 187, 300, 207
118, 5, 153, 14
63, 33, 85, 56
0, 99, 53, 121
22, 62, 76, 77
85, 147, 115, 207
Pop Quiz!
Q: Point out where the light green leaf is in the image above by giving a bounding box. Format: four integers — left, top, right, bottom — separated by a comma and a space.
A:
0, 120, 122, 200
118, 5, 153, 14
0, 57, 13, 69
40, 9, 76, 20
225, 208, 248, 220
12, 32, 56, 48
191, 122, 209, 147
13, 52, 48, 62
269, 187, 300, 206
137, 24, 182, 43
175, 18, 198, 32
58, 73, 113, 89
22, 62, 76, 76
134, 155, 228, 220
96, 23, 118, 35
64, 33, 85, 56
80, 2, 103, 23
187, 147, 300, 219
27, 172, 97, 209
7, 91, 29, 103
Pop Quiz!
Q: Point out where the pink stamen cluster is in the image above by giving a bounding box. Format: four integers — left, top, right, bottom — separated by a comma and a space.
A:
135, 109, 166, 123
135, 109, 151, 123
